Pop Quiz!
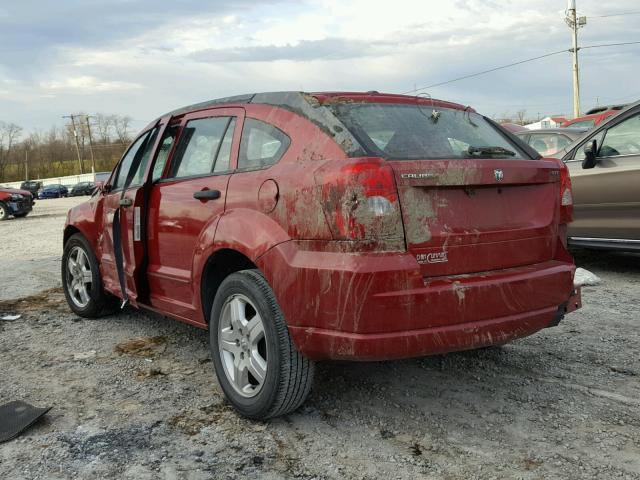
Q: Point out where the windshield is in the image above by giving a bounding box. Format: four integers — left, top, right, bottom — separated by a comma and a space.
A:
330, 103, 526, 160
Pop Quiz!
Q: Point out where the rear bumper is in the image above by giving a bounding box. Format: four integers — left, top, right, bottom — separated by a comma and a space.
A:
257, 241, 579, 361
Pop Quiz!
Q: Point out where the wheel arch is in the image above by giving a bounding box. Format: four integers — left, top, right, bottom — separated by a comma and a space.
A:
200, 248, 257, 324
63, 225, 82, 245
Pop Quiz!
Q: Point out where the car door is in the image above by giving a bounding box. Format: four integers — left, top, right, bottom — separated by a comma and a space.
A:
566, 110, 640, 240
99, 124, 163, 304
146, 107, 244, 323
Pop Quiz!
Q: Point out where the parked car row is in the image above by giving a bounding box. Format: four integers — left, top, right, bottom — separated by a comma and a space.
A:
38, 184, 69, 199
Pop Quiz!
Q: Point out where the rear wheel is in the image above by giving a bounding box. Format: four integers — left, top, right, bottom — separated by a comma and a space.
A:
209, 269, 314, 419
0, 203, 8, 221
62, 233, 117, 317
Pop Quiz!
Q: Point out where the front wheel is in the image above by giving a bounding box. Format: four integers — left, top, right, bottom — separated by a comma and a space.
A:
0, 203, 9, 221
209, 269, 314, 419
62, 233, 117, 317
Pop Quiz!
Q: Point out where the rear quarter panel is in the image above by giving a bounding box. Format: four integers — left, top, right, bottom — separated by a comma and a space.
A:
215, 103, 349, 260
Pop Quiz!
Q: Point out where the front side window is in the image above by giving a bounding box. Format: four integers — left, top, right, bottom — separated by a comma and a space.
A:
598, 114, 640, 157
573, 130, 606, 161
113, 131, 154, 190
128, 127, 159, 187
169, 117, 235, 178
329, 103, 525, 160
152, 125, 180, 181
238, 118, 290, 169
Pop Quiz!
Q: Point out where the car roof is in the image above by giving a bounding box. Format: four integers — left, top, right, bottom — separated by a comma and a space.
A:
149, 91, 473, 157
161, 91, 469, 117
584, 104, 628, 115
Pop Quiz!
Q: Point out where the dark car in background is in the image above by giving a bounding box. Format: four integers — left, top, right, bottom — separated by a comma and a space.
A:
515, 128, 587, 157
94, 172, 111, 183
557, 100, 640, 251
70, 181, 96, 196
20, 180, 43, 198
0, 187, 34, 220
38, 184, 69, 199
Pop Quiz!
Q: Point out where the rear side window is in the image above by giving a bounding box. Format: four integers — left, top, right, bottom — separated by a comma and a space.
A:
169, 117, 235, 178
238, 118, 290, 170
330, 103, 525, 160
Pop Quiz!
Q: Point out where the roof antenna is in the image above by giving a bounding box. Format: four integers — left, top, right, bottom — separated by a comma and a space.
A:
417, 92, 439, 123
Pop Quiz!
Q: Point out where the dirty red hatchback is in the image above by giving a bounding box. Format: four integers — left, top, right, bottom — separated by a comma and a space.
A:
63, 91, 581, 418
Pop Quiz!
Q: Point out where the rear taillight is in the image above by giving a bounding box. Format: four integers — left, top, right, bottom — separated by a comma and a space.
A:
314, 157, 404, 243
558, 161, 573, 224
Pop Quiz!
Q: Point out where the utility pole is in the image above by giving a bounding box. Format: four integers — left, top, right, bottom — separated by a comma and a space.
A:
24, 144, 29, 181
84, 115, 96, 176
565, 0, 586, 118
63, 115, 84, 174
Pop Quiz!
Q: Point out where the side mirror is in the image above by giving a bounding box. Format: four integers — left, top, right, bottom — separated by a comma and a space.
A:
582, 139, 598, 169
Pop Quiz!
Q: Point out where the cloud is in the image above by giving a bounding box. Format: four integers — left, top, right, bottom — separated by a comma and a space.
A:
40, 76, 143, 94
1, 0, 640, 132
189, 37, 398, 63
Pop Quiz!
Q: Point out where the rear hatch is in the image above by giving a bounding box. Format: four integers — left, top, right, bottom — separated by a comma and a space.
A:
326, 99, 562, 276
389, 158, 561, 276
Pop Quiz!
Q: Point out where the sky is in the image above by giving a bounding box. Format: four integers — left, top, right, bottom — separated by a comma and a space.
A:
1, 0, 639, 134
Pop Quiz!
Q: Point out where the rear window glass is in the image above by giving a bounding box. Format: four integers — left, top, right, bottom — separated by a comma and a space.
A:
329, 103, 525, 160
565, 119, 595, 129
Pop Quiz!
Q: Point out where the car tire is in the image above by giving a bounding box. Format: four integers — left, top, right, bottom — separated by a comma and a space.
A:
62, 233, 118, 318
0, 202, 9, 221
209, 269, 314, 419
12, 213, 29, 218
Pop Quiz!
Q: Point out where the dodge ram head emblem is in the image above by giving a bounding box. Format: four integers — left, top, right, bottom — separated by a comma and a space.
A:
494, 169, 504, 182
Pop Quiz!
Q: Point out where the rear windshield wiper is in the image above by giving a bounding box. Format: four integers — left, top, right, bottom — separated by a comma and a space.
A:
467, 146, 515, 157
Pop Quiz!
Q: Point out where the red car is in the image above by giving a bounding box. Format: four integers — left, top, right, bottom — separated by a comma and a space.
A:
62, 91, 581, 418
0, 187, 34, 220
561, 104, 627, 129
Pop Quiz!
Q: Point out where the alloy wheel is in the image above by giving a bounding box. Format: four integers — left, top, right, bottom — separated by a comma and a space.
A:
218, 294, 268, 398
66, 246, 93, 308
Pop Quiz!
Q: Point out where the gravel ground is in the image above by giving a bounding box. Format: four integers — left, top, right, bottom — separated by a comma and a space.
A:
0, 197, 639, 479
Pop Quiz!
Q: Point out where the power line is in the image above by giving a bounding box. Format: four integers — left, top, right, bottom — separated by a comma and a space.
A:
402, 40, 640, 94
402, 49, 567, 94
587, 11, 640, 18
581, 40, 640, 50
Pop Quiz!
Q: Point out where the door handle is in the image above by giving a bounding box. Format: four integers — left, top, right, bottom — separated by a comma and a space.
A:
119, 198, 133, 207
193, 189, 221, 201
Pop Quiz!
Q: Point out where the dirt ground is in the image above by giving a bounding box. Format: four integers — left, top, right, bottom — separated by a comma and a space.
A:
0, 197, 639, 479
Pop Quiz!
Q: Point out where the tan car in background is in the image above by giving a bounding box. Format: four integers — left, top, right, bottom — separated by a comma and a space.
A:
559, 100, 640, 251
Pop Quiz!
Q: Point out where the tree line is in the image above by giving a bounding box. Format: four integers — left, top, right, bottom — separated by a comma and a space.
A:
0, 114, 134, 183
